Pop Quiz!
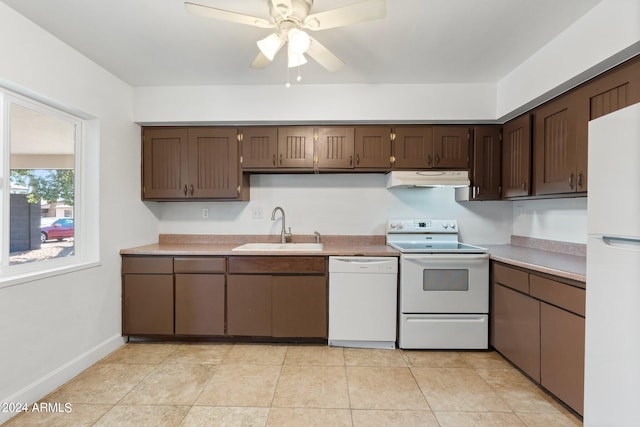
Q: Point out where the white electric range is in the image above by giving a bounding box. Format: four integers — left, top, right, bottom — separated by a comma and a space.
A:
387, 219, 489, 349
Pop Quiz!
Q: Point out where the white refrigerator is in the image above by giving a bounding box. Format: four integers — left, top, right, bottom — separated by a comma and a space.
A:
585, 102, 640, 426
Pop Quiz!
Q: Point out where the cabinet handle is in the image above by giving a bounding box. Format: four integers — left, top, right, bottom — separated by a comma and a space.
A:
190, 184, 194, 196
272, 154, 276, 166
279, 153, 282, 166
427, 154, 432, 167
183, 185, 188, 196
435, 154, 440, 165
349, 155, 353, 166
569, 173, 575, 190
389, 155, 396, 165
476, 186, 480, 197
522, 181, 527, 191
577, 172, 584, 188
356, 154, 360, 165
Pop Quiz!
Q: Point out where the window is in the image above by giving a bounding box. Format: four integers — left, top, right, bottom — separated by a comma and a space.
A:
1, 89, 93, 280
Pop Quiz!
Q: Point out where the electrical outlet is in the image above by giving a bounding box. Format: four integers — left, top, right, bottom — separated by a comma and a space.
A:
202, 208, 209, 219
251, 206, 264, 219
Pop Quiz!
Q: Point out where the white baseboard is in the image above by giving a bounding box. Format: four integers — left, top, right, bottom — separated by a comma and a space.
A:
0, 334, 125, 424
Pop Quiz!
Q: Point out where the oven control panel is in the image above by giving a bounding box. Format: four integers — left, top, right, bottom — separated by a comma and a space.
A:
387, 219, 458, 233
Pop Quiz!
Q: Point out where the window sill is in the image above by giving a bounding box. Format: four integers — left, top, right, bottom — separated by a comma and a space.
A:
0, 261, 102, 290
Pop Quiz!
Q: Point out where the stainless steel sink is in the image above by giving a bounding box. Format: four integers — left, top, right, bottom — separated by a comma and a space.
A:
232, 242, 324, 252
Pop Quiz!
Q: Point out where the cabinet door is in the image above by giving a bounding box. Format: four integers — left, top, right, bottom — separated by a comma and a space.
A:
574, 57, 640, 192
240, 127, 278, 169
392, 126, 433, 169
540, 302, 585, 415
354, 126, 392, 169
315, 127, 355, 169
123, 274, 174, 335
142, 128, 189, 199
175, 274, 225, 336
227, 275, 271, 336
471, 126, 501, 200
502, 114, 531, 198
272, 275, 327, 338
188, 127, 240, 198
533, 95, 578, 195
277, 127, 315, 168
432, 126, 470, 169
491, 283, 540, 381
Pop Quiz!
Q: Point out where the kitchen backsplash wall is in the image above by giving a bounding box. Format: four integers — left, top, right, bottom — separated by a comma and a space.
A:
154, 174, 513, 245
512, 197, 588, 244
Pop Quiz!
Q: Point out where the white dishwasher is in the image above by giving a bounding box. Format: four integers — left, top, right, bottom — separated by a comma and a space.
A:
328, 256, 398, 349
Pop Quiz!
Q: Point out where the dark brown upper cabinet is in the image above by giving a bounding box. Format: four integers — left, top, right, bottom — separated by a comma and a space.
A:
533, 94, 580, 196
277, 126, 315, 168
142, 127, 245, 201
502, 114, 532, 199
354, 126, 393, 169
239, 127, 278, 169
470, 126, 502, 200
432, 126, 470, 169
392, 126, 433, 169
315, 127, 355, 169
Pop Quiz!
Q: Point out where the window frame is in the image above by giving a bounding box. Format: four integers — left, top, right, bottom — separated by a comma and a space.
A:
0, 88, 99, 287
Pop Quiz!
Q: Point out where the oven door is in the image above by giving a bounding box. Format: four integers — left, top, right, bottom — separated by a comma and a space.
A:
399, 253, 489, 313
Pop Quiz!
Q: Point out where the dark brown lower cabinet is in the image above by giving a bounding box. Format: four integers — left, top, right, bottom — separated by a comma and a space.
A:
490, 261, 586, 416
491, 282, 541, 382
175, 274, 225, 336
123, 274, 174, 335
540, 302, 585, 415
226, 275, 272, 336
272, 275, 327, 338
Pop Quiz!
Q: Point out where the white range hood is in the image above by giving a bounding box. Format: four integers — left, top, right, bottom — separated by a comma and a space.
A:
386, 170, 470, 188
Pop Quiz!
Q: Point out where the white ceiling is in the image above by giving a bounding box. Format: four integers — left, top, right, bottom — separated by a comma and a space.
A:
2, 0, 601, 87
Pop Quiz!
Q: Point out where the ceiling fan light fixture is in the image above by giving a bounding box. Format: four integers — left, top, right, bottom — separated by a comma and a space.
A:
257, 32, 283, 61
287, 28, 311, 54
287, 50, 307, 68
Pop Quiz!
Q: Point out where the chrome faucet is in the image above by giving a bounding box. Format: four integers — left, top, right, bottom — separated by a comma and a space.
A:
271, 206, 292, 243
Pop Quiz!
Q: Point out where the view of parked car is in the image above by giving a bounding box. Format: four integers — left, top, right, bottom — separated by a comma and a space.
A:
40, 218, 74, 243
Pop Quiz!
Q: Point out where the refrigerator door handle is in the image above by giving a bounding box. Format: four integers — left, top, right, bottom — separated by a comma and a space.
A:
603, 236, 640, 251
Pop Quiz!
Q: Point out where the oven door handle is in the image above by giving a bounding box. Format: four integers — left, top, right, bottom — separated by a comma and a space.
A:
402, 254, 489, 262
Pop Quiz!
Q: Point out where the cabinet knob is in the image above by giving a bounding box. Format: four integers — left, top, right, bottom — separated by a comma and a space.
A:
389, 155, 396, 165
183, 185, 188, 196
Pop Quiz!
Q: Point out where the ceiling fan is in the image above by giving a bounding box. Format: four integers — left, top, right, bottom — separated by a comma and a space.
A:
184, 0, 386, 72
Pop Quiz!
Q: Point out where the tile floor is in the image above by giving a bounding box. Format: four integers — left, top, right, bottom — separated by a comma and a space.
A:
4, 343, 583, 426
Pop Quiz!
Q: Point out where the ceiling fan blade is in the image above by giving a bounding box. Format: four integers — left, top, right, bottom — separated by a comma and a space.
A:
303, 0, 386, 31
184, 2, 274, 28
270, 0, 294, 18
250, 52, 273, 69
306, 36, 344, 72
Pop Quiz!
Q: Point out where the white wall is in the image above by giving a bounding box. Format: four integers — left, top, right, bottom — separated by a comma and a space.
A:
0, 3, 158, 423
497, 0, 640, 119
512, 198, 588, 244
157, 174, 513, 245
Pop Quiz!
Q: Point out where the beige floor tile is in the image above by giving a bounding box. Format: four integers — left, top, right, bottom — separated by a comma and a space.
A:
516, 412, 583, 426
412, 367, 511, 412
266, 408, 352, 427
42, 363, 156, 404
435, 411, 526, 427
352, 409, 439, 426
100, 343, 178, 364
121, 363, 216, 405
272, 365, 350, 409
196, 364, 281, 407
223, 344, 288, 365
459, 351, 514, 369
344, 348, 408, 367
180, 406, 270, 427
476, 368, 565, 413
2, 404, 111, 427
163, 343, 233, 365
94, 405, 189, 427
347, 367, 428, 410
402, 350, 468, 368
284, 345, 345, 366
